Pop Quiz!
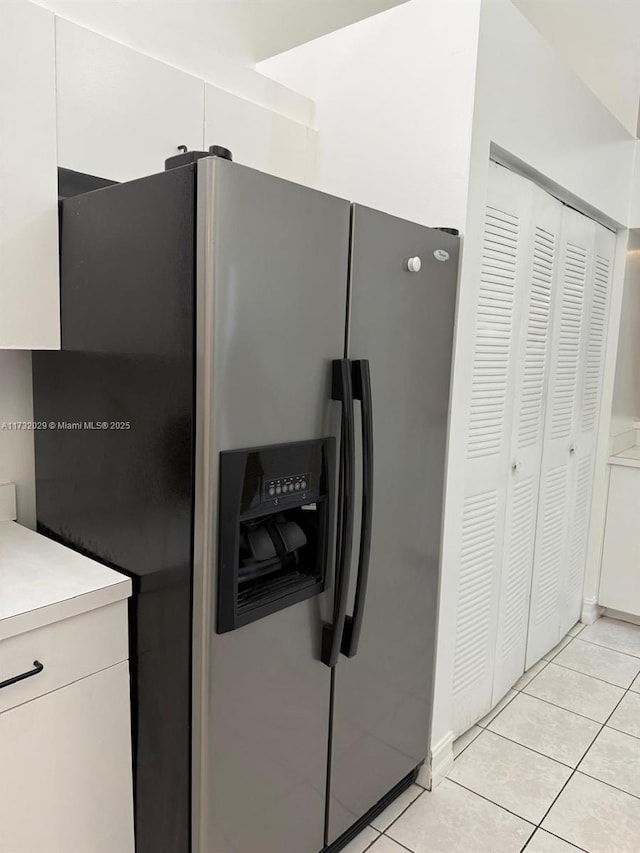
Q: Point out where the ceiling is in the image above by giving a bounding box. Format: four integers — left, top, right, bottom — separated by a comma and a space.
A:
35, 0, 410, 66
513, 0, 640, 135
34, 0, 639, 136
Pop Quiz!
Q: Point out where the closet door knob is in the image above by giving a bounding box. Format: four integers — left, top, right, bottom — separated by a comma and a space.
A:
569, 443, 577, 455
512, 460, 522, 473
406, 256, 422, 273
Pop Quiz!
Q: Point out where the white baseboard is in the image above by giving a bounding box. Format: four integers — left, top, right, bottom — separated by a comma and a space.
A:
0, 482, 16, 522
425, 731, 454, 790
602, 607, 640, 626
581, 597, 603, 625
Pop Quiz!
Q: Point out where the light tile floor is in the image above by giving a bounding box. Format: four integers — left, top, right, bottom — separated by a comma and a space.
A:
345, 616, 640, 853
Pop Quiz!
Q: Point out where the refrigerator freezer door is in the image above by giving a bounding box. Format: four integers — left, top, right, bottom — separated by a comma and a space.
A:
192, 158, 350, 853
33, 166, 197, 853
327, 207, 459, 841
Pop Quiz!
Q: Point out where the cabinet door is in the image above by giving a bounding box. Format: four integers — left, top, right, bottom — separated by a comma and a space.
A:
0, 662, 134, 853
491, 185, 561, 703
452, 162, 535, 733
0, 0, 59, 348
55, 19, 205, 182
599, 465, 640, 615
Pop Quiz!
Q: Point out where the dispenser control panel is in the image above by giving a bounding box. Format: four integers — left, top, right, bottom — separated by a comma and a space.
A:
262, 472, 310, 502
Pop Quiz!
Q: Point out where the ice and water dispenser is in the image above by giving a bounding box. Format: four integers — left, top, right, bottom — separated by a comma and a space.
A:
217, 439, 335, 633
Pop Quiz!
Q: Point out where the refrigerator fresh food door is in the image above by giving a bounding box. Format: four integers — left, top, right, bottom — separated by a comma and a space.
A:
327, 206, 459, 842
192, 158, 350, 853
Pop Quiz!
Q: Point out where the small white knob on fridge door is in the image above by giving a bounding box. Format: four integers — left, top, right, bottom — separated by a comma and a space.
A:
407, 256, 422, 273
569, 443, 577, 455
512, 460, 522, 474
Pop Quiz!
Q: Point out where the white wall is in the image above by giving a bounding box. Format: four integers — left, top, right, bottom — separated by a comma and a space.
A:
611, 231, 640, 435
204, 85, 317, 186
513, 0, 640, 136
435, 0, 636, 763
631, 141, 640, 229
260, 0, 482, 231
0, 1, 317, 528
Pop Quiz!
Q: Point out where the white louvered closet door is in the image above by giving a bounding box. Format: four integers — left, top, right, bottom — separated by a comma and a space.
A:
451, 163, 535, 734
526, 205, 592, 666
491, 185, 561, 704
558, 219, 615, 635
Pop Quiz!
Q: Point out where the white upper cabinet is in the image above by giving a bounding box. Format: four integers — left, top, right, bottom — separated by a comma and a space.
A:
0, 0, 59, 349
204, 84, 316, 185
55, 19, 205, 183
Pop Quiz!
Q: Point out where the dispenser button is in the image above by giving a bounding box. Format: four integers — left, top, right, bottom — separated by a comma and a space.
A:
301, 480, 307, 490
294, 482, 301, 491
269, 487, 275, 497
276, 485, 282, 495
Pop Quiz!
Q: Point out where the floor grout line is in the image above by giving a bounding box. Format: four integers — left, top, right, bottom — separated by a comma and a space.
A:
606, 719, 640, 741
542, 636, 574, 663
477, 726, 577, 770
574, 767, 640, 802
548, 657, 640, 690
476, 691, 519, 728
445, 624, 640, 853
518, 684, 613, 724
525, 676, 634, 835
519, 827, 590, 853
570, 635, 640, 660
380, 832, 415, 853
372, 786, 425, 837
361, 830, 382, 852
447, 777, 538, 826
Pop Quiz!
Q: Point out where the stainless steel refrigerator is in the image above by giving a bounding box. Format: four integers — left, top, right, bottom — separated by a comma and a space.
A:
33, 154, 459, 853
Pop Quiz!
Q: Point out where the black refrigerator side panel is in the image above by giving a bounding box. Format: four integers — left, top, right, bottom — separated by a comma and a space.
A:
32, 165, 196, 853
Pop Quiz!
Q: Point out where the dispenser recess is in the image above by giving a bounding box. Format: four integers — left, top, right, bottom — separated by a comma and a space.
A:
217, 438, 335, 633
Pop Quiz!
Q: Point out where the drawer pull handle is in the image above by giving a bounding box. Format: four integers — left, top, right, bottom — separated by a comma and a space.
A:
0, 660, 44, 690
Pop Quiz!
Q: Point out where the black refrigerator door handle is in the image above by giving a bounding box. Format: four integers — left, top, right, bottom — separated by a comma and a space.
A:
321, 359, 356, 668
341, 359, 373, 659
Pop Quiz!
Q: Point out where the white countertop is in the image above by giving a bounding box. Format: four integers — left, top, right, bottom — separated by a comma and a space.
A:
0, 521, 131, 640
609, 445, 640, 470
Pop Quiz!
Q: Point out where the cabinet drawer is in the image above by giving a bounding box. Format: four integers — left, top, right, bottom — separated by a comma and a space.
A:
0, 600, 128, 712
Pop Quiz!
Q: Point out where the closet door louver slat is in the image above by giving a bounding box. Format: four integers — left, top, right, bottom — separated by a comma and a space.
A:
559, 226, 615, 635
452, 163, 534, 733
492, 188, 560, 703
452, 162, 616, 734
526, 208, 614, 664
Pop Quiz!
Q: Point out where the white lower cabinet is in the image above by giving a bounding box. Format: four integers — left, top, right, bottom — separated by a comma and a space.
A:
0, 594, 134, 853
1, 662, 134, 853
598, 463, 640, 617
